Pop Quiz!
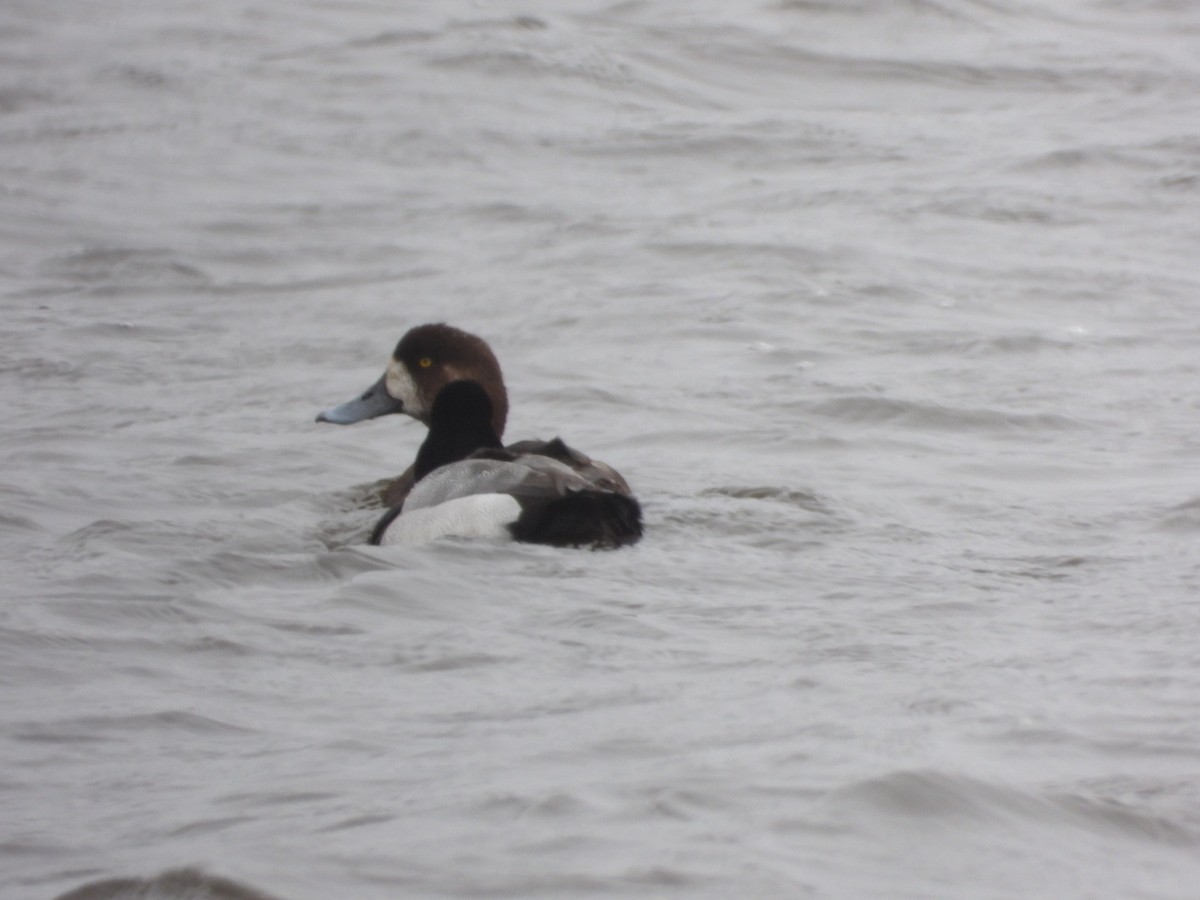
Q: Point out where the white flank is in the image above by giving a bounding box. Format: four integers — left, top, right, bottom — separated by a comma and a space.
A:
379, 494, 521, 545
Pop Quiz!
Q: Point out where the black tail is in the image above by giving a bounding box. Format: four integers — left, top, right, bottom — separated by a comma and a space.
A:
510, 491, 643, 549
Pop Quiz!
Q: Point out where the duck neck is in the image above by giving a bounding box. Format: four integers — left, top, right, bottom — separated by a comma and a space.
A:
414, 420, 503, 482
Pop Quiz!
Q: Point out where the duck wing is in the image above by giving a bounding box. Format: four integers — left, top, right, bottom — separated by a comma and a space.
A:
502, 437, 632, 495
402, 455, 587, 512
380, 437, 631, 508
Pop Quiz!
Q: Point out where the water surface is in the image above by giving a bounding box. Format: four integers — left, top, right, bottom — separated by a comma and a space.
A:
3, 1, 1200, 897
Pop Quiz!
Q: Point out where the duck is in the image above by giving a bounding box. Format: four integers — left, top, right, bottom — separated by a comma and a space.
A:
316, 324, 642, 547
369, 380, 642, 547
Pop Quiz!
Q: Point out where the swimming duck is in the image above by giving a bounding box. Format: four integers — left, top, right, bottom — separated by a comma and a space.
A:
316, 324, 642, 547
318, 323, 632, 506
369, 380, 642, 547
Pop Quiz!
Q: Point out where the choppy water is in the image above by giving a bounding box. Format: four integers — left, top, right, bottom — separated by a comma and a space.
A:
4, 1, 1200, 897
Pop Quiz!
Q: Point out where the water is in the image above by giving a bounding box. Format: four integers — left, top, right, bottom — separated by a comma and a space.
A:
4, 1, 1200, 897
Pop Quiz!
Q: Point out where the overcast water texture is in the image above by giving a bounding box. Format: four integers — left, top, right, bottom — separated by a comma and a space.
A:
3, 0, 1200, 897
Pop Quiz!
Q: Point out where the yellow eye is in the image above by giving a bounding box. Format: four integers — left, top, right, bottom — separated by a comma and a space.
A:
418, 357, 433, 368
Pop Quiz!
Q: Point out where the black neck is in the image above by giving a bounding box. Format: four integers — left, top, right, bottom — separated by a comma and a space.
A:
413, 381, 504, 481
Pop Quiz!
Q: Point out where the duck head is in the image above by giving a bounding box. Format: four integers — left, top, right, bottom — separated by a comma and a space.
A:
316, 323, 509, 437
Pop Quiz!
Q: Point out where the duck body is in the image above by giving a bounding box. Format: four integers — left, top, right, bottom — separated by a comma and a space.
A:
316, 325, 642, 549
320, 323, 636, 505
367, 381, 642, 548
372, 451, 643, 547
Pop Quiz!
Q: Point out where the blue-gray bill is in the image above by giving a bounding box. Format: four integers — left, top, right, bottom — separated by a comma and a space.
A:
315, 374, 403, 424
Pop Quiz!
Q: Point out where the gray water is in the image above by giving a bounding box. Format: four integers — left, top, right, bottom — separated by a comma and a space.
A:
4, 1, 1200, 897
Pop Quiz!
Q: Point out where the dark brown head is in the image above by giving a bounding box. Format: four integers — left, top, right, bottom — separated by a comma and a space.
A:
316, 323, 508, 437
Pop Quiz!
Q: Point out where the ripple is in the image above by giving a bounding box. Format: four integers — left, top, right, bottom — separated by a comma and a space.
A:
1157, 495, 1200, 532
827, 770, 1197, 847
700, 484, 836, 514
15, 711, 255, 744
40, 247, 211, 290
808, 395, 1085, 433
53, 868, 285, 900
394, 651, 509, 673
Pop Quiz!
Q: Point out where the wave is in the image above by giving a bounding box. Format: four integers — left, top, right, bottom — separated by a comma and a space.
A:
807, 395, 1085, 433
826, 769, 1196, 847
54, 868, 284, 900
